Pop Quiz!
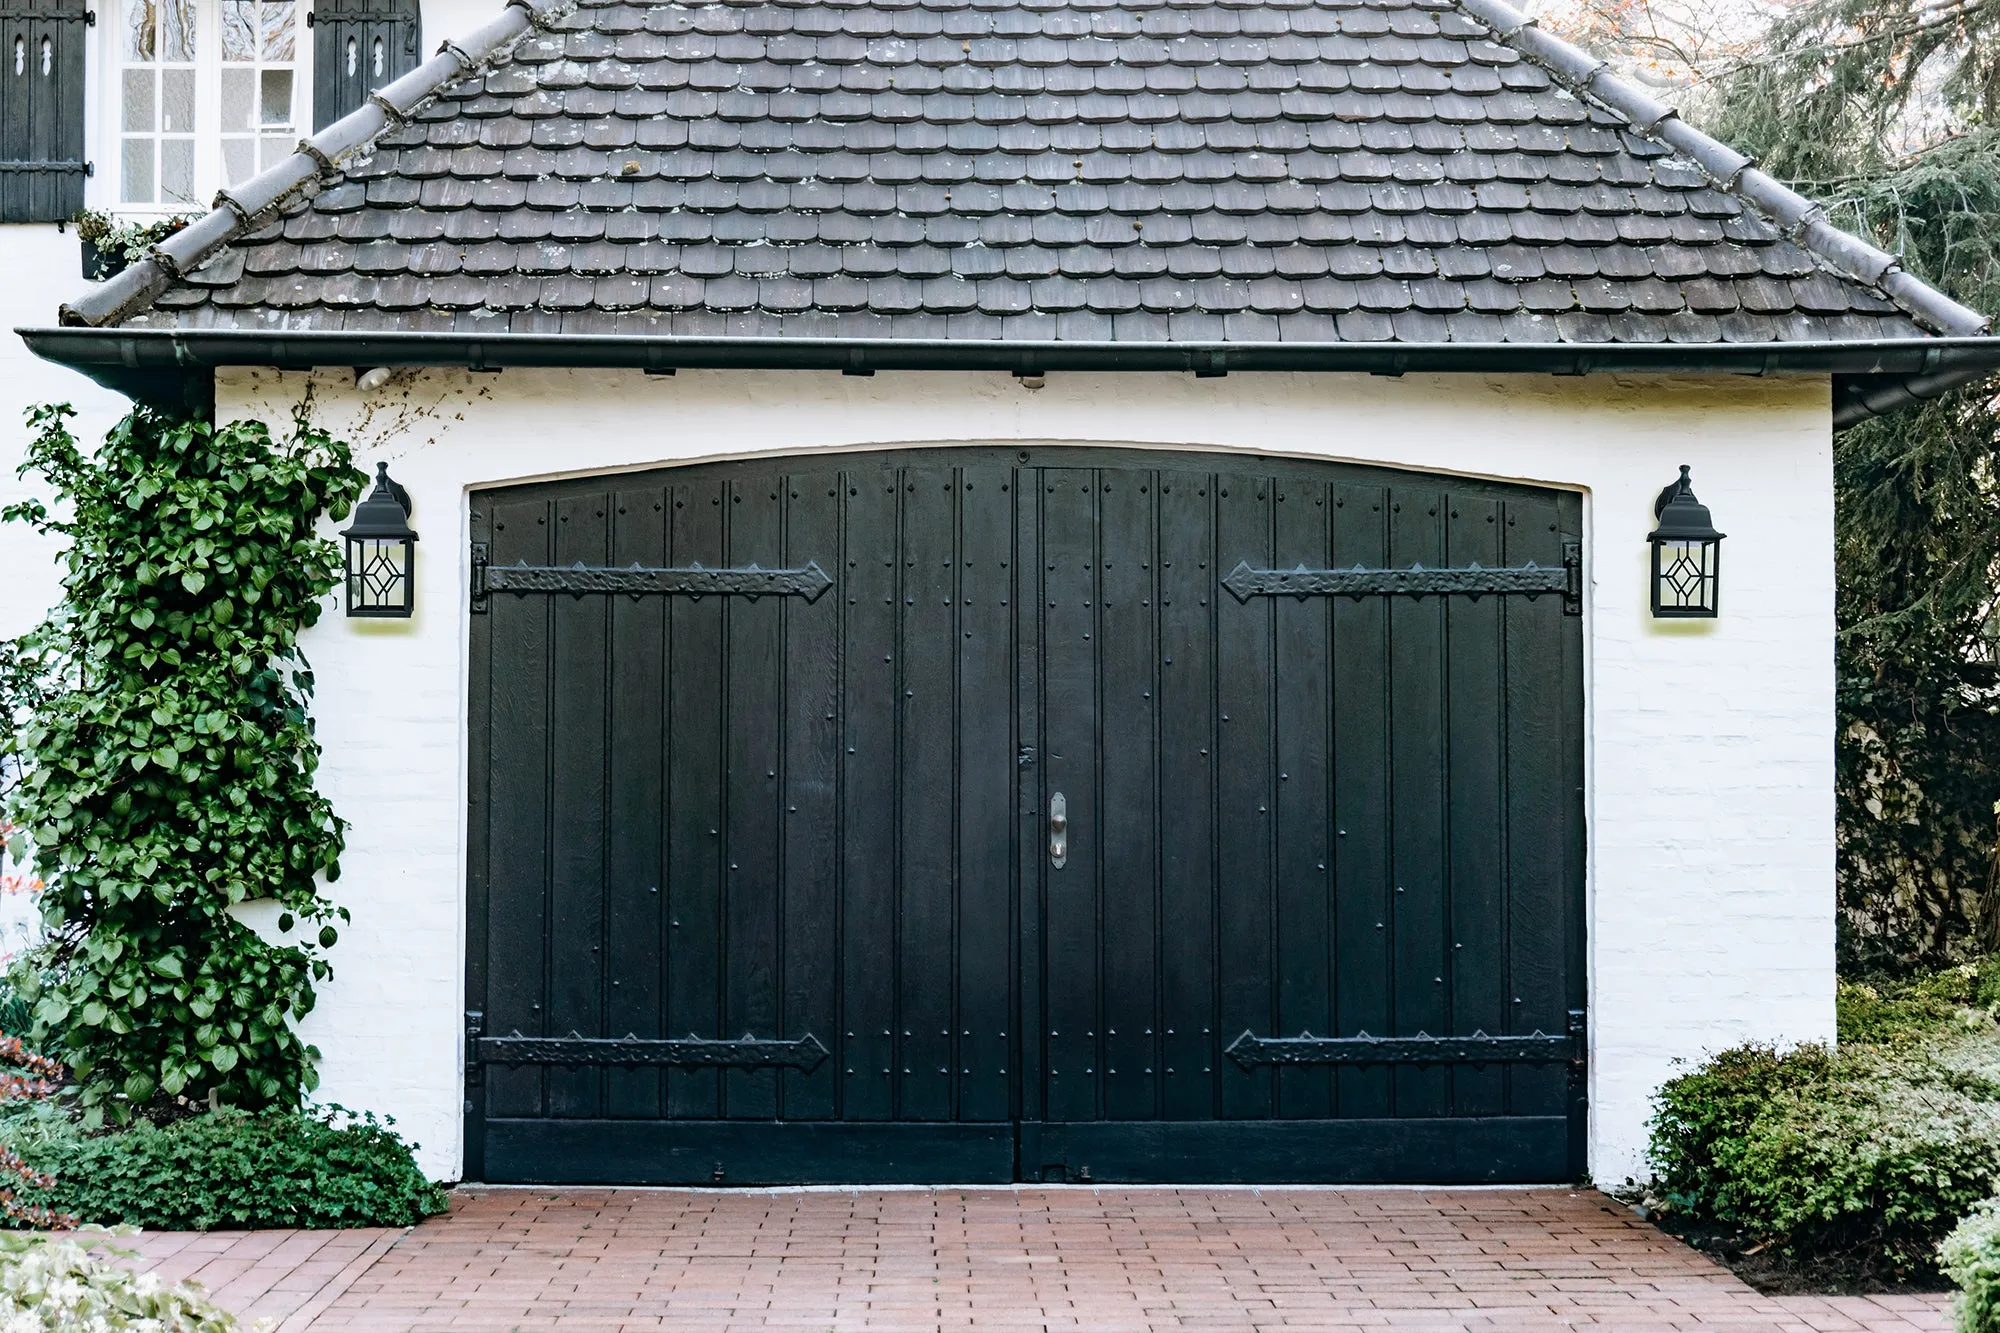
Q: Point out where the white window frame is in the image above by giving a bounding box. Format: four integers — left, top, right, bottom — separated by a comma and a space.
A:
91, 0, 313, 216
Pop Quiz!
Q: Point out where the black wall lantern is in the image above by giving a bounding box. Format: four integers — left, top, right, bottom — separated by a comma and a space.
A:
342, 463, 418, 618
1648, 465, 1724, 618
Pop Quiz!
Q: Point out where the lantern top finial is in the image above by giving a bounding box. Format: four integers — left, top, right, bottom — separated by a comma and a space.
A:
341, 464, 418, 543
1649, 464, 1723, 544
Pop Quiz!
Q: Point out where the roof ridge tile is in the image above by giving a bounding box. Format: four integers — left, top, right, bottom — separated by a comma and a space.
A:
1451, 0, 1988, 336
60, 0, 569, 328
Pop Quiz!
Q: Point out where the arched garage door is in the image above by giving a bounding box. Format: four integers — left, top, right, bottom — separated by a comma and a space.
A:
464, 447, 1585, 1185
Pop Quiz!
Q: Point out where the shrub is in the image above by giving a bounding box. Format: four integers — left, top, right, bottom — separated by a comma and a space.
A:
1945, 1198, 2000, 1332
1839, 970, 1982, 1045
1651, 969, 2000, 1282
1948, 1199, 2000, 1333
0, 1230, 246, 1331
5, 1106, 447, 1231
1649, 1042, 1841, 1217
1721, 1059, 2000, 1276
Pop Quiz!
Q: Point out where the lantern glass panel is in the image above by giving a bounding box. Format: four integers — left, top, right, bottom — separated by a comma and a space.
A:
1651, 536, 1719, 617
347, 535, 413, 617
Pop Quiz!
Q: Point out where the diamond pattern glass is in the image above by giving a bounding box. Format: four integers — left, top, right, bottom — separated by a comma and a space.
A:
348, 537, 413, 617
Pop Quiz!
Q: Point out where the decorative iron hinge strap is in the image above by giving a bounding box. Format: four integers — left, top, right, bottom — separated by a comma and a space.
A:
0, 160, 89, 173
1223, 560, 1570, 603
1224, 1029, 1573, 1067
479, 560, 834, 602
473, 1031, 830, 1071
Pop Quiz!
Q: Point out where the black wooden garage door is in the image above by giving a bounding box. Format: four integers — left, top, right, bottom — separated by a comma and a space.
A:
464, 447, 1584, 1185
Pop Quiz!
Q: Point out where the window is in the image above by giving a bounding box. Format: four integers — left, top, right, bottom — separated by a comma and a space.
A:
116, 0, 305, 208
121, 0, 195, 205
219, 0, 297, 184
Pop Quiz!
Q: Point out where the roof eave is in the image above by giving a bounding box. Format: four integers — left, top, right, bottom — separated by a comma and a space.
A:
22, 326, 1999, 426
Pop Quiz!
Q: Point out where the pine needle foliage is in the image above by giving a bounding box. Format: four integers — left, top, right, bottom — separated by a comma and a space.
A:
1701, 0, 2000, 963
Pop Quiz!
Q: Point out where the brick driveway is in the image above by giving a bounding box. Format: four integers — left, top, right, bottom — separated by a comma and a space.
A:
130, 1186, 1951, 1332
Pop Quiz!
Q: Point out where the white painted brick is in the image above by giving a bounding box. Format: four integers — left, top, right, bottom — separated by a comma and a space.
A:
1, 349, 1838, 1185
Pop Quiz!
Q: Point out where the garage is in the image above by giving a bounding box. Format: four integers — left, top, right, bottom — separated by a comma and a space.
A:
463, 446, 1584, 1185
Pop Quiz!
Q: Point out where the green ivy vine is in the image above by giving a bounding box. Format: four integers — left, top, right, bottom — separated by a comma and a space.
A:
0, 403, 365, 1122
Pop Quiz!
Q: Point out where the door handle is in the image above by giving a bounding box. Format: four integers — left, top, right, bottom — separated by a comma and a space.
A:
1049, 791, 1067, 870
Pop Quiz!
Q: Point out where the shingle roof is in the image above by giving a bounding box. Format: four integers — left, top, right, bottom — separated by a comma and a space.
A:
60, 0, 1993, 347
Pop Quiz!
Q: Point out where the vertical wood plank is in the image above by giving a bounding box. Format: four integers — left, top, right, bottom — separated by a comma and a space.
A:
482, 496, 554, 1121
1215, 471, 1274, 1122
780, 471, 843, 1121
1445, 492, 1507, 1118
1098, 467, 1159, 1122
1502, 492, 1570, 1120
840, 465, 899, 1121
1039, 466, 1099, 1125
956, 463, 1015, 1123
604, 486, 667, 1119
1387, 486, 1450, 1119
665, 476, 726, 1119
1330, 483, 1391, 1120
1013, 462, 1045, 1135
897, 467, 959, 1122
1157, 467, 1217, 1121
723, 473, 785, 1118
1272, 476, 1333, 1120
547, 492, 611, 1118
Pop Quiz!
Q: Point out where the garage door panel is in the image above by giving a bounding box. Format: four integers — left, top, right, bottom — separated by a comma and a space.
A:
1216, 472, 1276, 1122
1157, 471, 1218, 1123
468, 449, 1586, 1183
780, 471, 843, 1123
605, 487, 667, 1120
665, 477, 726, 1120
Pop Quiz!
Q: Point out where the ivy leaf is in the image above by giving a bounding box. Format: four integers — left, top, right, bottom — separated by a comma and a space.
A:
181, 571, 206, 595
130, 607, 155, 630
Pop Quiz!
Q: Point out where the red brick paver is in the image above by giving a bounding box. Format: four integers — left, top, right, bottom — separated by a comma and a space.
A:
130, 1187, 1955, 1332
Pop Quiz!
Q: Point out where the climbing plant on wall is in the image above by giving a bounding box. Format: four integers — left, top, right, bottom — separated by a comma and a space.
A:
0, 403, 365, 1122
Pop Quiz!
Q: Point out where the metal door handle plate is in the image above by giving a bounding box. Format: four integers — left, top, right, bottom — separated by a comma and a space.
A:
1049, 791, 1067, 869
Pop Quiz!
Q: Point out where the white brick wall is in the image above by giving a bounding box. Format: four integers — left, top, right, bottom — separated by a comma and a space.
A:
0, 226, 135, 641
2, 357, 1838, 1184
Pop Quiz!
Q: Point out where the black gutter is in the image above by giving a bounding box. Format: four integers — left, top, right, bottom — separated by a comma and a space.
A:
21, 327, 2000, 425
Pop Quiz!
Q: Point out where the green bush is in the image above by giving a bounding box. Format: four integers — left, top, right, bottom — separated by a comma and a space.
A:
5, 1105, 447, 1230
1945, 1198, 2000, 1333
1649, 1042, 1841, 1217
1650, 968, 2000, 1281
1723, 1059, 2000, 1276
1838, 971, 1980, 1045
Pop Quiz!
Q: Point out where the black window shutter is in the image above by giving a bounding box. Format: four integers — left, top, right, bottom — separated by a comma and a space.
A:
0, 0, 88, 224
312, 0, 420, 131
